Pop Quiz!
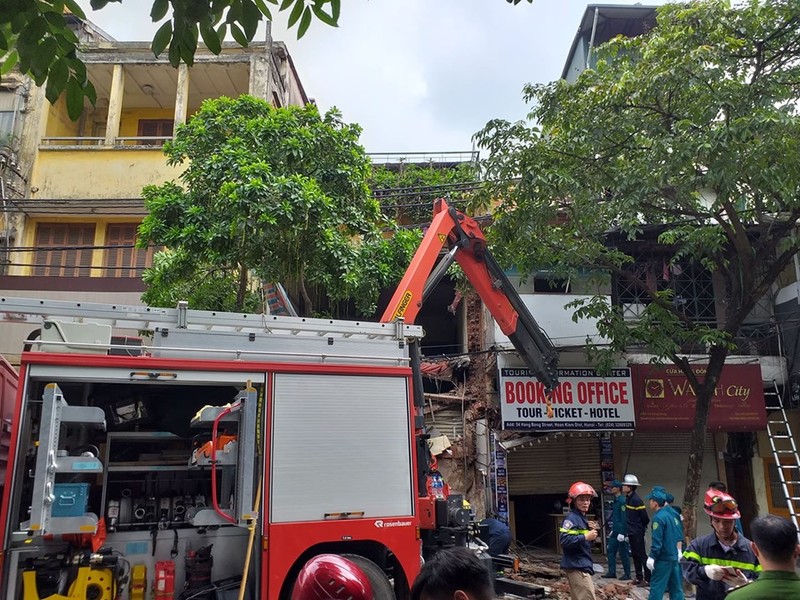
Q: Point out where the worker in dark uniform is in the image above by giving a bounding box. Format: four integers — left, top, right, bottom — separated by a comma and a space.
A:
560, 481, 599, 600
622, 473, 650, 586
680, 491, 760, 600
480, 515, 512, 557
645, 488, 684, 600
603, 479, 631, 580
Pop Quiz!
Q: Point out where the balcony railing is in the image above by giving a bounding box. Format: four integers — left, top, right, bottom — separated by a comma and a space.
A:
368, 151, 479, 168
40, 137, 170, 147
41, 137, 105, 146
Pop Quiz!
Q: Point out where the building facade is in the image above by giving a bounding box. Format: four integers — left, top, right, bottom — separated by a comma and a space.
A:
462, 4, 794, 550
0, 15, 308, 364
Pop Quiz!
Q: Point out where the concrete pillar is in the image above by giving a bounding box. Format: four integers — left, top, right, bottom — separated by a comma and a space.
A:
250, 23, 272, 101
104, 64, 125, 146
174, 63, 190, 126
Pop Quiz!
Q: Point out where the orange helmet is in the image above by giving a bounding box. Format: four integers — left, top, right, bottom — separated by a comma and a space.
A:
703, 490, 740, 520
567, 482, 597, 501
291, 555, 372, 600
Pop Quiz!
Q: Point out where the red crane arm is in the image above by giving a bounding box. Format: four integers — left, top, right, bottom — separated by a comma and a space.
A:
381, 199, 559, 392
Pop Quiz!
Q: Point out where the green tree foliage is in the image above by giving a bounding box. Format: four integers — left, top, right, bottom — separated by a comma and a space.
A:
371, 162, 480, 226
476, 0, 800, 537
138, 95, 418, 316
0, 0, 340, 119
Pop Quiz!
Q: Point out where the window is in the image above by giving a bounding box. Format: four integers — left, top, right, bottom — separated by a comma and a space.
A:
614, 252, 716, 323
533, 275, 570, 294
34, 223, 96, 277
0, 89, 20, 145
105, 223, 154, 278
137, 119, 174, 145
765, 459, 800, 518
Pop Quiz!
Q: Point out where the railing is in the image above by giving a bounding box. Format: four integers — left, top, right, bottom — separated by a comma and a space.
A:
368, 150, 479, 167
115, 136, 171, 147
41, 137, 105, 146
40, 137, 171, 147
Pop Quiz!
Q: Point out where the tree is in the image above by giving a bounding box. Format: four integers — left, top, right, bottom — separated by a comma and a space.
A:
476, 0, 800, 538
371, 162, 480, 226
138, 95, 418, 316
0, 0, 341, 119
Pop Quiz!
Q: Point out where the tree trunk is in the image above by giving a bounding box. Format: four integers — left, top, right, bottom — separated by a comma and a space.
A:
299, 273, 314, 316
681, 346, 729, 540
235, 266, 248, 312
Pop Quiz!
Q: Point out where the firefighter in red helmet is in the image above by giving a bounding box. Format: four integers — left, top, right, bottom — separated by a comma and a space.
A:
291, 554, 373, 600
560, 482, 599, 600
680, 491, 760, 600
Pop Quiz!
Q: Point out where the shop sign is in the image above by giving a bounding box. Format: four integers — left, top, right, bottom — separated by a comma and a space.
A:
630, 364, 766, 431
489, 431, 509, 523
499, 367, 635, 431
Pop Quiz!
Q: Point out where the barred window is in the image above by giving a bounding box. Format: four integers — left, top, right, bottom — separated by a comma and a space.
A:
614, 253, 716, 323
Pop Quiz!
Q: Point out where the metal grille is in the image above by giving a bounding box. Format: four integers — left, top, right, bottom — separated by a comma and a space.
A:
614, 253, 716, 323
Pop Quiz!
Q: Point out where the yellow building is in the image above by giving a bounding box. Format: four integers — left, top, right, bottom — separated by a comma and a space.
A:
0, 15, 308, 363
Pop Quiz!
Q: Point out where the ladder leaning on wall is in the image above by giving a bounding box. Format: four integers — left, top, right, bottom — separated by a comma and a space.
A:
764, 380, 800, 532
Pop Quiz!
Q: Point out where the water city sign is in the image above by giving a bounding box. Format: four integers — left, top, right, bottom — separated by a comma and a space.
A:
499, 367, 635, 431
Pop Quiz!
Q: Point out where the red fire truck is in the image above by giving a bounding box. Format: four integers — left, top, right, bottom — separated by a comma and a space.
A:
0, 200, 557, 599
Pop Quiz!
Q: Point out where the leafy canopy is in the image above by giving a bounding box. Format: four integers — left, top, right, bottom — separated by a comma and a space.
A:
0, 0, 340, 119
476, 0, 800, 534
138, 95, 418, 316
371, 162, 480, 226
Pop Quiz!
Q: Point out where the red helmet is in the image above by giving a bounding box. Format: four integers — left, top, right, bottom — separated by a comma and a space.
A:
567, 482, 597, 501
703, 490, 741, 520
291, 555, 372, 600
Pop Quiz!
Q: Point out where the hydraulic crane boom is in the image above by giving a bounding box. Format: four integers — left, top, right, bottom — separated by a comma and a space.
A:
381, 198, 559, 392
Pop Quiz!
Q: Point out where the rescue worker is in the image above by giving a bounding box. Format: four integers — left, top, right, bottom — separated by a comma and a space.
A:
410, 546, 495, 600
560, 481, 599, 600
602, 479, 631, 580
707, 481, 743, 535
680, 491, 761, 600
727, 514, 800, 599
622, 473, 650, 585
645, 488, 684, 600
291, 554, 372, 600
480, 514, 512, 557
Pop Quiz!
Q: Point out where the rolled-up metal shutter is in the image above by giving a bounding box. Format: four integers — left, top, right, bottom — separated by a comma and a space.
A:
506, 434, 601, 495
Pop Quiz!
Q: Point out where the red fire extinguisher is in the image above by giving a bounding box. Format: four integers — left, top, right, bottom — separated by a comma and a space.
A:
154, 561, 175, 599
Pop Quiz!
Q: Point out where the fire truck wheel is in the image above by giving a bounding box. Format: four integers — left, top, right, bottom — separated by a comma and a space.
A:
340, 554, 394, 600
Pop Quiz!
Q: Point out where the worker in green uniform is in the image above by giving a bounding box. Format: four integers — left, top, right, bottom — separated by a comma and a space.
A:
603, 479, 631, 580
645, 488, 684, 600
727, 514, 800, 599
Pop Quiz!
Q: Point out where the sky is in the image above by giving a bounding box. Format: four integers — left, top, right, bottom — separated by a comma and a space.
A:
75, 0, 669, 154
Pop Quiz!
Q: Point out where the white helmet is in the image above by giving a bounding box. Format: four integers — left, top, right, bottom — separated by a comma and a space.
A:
622, 474, 640, 487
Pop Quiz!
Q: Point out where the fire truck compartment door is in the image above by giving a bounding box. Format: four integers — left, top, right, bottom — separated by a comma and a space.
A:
270, 373, 413, 522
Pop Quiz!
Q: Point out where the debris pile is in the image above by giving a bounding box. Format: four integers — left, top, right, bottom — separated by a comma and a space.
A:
503, 550, 650, 600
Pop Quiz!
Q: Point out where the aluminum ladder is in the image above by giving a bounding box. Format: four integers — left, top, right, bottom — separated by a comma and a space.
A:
0, 295, 422, 341
764, 379, 800, 530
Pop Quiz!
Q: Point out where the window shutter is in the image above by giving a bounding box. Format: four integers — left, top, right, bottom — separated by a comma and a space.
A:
34, 223, 95, 277
105, 223, 153, 277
